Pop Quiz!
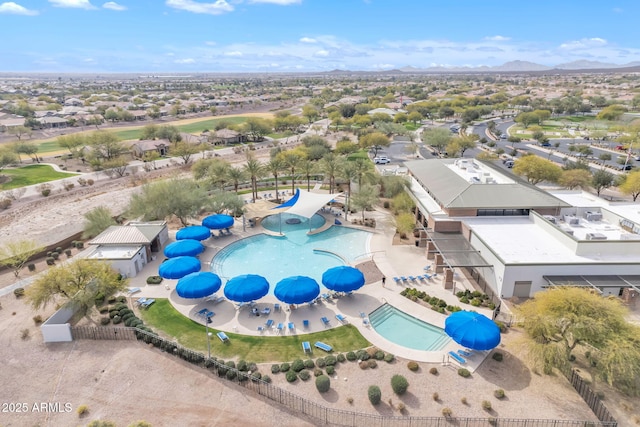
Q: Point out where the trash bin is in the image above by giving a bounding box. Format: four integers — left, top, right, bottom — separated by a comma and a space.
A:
415, 240, 419, 247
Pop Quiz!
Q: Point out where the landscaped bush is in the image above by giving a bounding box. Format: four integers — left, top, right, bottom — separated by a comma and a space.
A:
429, 367, 438, 375
458, 368, 471, 378
407, 361, 419, 371
298, 370, 311, 381
32, 315, 43, 325
346, 351, 357, 361
492, 352, 504, 362
237, 360, 248, 371
482, 400, 492, 410
46, 257, 55, 265
367, 359, 377, 369
291, 359, 305, 373
119, 308, 133, 317
146, 275, 163, 284
285, 370, 298, 383
304, 359, 315, 369
374, 350, 385, 360
13, 288, 25, 298
262, 375, 272, 383
51, 251, 59, 260
384, 353, 395, 363
225, 361, 236, 369
250, 372, 262, 382
356, 349, 370, 361
337, 353, 346, 363
271, 364, 281, 374
115, 296, 126, 303
326, 365, 335, 376
495, 321, 507, 333
314, 368, 323, 377
65, 249, 72, 257
76, 404, 89, 417
100, 317, 111, 325
442, 407, 453, 417
217, 364, 229, 377
368, 385, 381, 405
359, 361, 369, 370
114, 303, 127, 311
391, 375, 409, 395
315, 357, 326, 368
280, 362, 290, 372
315, 375, 330, 392
432, 392, 439, 401
494, 389, 505, 399
324, 355, 337, 366
225, 369, 237, 381
27, 263, 36, 272
112, 315, 122, 324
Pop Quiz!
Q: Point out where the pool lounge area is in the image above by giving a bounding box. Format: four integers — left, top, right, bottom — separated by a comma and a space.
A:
124, 199, 494, 368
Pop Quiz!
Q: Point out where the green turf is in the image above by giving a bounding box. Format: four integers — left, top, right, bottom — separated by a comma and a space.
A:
0, 164, 78, 190
36, 140, 64, 153
177, 117, 248, 134
346, 150, 370, 161
112, 128, 143, 141
139, 299, 371, 363
403, 122, 420, 131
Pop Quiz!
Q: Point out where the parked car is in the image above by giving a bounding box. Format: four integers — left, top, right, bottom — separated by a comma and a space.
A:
504, 160, 515, 168
373, 156, 390, 164
540, 142, 551, 147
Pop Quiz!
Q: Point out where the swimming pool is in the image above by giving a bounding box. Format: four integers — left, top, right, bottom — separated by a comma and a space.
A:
369, 304, 451, 351
211, 213, 371, 290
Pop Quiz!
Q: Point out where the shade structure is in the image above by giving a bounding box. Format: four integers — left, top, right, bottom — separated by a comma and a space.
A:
176, 272, 222, 299
224, 274, 270, 303
163, 239, 205, 258
202, 214, 234, 230
158, 256, 201, 280
321, 266, 365, 293
176, 226, 211, 241
444, 311, 501, 351
274, 275, 320, 305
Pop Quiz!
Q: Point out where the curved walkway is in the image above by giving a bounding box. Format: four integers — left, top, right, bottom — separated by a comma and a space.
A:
127, 205, 493, 369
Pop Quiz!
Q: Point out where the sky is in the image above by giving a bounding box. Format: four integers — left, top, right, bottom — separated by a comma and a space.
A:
1, 0, 640, 73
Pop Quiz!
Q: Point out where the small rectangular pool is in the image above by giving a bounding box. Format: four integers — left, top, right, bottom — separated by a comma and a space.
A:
369, 304, 451, 351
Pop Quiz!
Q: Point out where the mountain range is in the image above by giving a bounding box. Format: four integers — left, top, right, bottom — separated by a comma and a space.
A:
397, 60, 640, 73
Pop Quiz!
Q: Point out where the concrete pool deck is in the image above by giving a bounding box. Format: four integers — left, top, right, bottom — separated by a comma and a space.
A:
127, 207, 495, 370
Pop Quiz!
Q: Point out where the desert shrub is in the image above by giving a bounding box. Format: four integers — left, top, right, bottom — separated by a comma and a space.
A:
494, 389, 505, 399
280, 362, 290, 372
51, 252, 59, 260
21, 329, 30, 340
407, 361, 419, 371
237, 360, 248, 371
315, 357, 326, 368
458, 368, 471, 378
304, 359, 315, 369
324, 355, 337, 366
384, 353, 395, 363
314, 368, 323, 377
346, 397, 354, 404
0, 198, 11, 209
337, 353, 346, 363
368, 385, 382, 405
326, 365, 335, 376
356, 349, 370, 361
251, 372, 262, 382
397, 402, 406, 413
114, 303, 127, 311
100, 317, 111, 325
461, 397, 468, 405
112, 315, 122, 324
442, 407, 453, 417
33, 315, 43, 325
316, 375, 330, 393
291, 359, 305, 372
482, 400, 492, 410
99, 306, 109, 314
495, 320, 507, 333
346, 351, 357, 361
13, 288, 25, 298
488, 418, 498, 426
77, 405, 89, 417
285, 370, 298, 383
367, 359, 377, 369
87, 179, 94, 186
271, 364, 280, 374
46, 257, 55, 265
492, 352, 504, 362
262, 375, 272, 383
432, 392, 439, 401
225, 369, 237, 381
225, 361, 236, 369
374, 350, 385, 360
391, 375, 409, 395
27, 263, 36, 272
429, 367, 438, 375
107, 296, 116, 304
146, 275, 163, 284
108, 310, 118, 318
115, 296, 126, 303
75, 241, 84, 249
298, 370, 311, 381
359, 361, 369, 370
65, 249, 72, 257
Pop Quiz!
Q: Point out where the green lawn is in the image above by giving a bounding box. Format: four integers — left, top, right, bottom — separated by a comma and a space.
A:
36, 140, 64, 154
112, 128, 143, 141
139, 299, 371, 363
177, 117, 248, 134
346, 150, 371, 161
0, 164, 78, 190
404, 122, 421, 131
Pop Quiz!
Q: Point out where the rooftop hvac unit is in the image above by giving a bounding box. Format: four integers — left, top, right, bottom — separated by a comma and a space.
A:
543, 215, 557, 224
584, 211, 603, 221
586, 233, 607, 240
559, 226, 574, 236
563, 215, 580, 225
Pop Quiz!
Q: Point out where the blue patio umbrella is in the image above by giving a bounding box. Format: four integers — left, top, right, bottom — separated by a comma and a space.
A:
163, 239, 205, 258
444, 311, 501, 351
176, 272, 222, 299
158, 256, 201, 280
202, 214, 234, 230
224, 274, 270, 303
321, 266, 365, 293
176, 226, 211, 241
275, 275, 320, 305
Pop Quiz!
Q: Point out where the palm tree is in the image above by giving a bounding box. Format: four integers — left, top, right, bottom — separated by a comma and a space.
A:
298, 158, 317, 192
281, 151, 303, 195
352, 158, 377, 188
339, 159, 357, 219
226, 166, 247, 194
243, 153, 264, 201
266, 157, 285, 202
319, 153, 340, 194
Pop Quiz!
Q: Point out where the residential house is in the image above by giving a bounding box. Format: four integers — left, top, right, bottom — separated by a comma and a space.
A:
130, 139, 170, 158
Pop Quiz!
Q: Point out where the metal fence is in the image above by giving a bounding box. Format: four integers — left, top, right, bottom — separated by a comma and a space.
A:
71, 326, 617, 427
562, 367, 617, 424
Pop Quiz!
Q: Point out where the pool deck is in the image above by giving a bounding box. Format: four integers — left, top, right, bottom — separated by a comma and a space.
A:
127, 205, 494, 371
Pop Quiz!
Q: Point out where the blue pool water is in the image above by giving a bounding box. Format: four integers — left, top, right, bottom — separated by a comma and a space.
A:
369, 304, 451, 351
211, 213, 371, 291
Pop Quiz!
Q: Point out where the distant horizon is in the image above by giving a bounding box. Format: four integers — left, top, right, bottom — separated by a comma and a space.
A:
1, 1, 640, 73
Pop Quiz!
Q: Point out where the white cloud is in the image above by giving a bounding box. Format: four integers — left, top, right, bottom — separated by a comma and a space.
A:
102, 1, 126, 11
204, 41, 217, 46
0, 2, 38, 15
560, 37, 608, 50
299, 37, 316, 43
165, 0, 233, 15
174, 58, 195, 64
224, 51, 243, 56
48, 0, 96, 9
248, 0, 301, 4
484, 35, 510, 41
314, 49, 329, 57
